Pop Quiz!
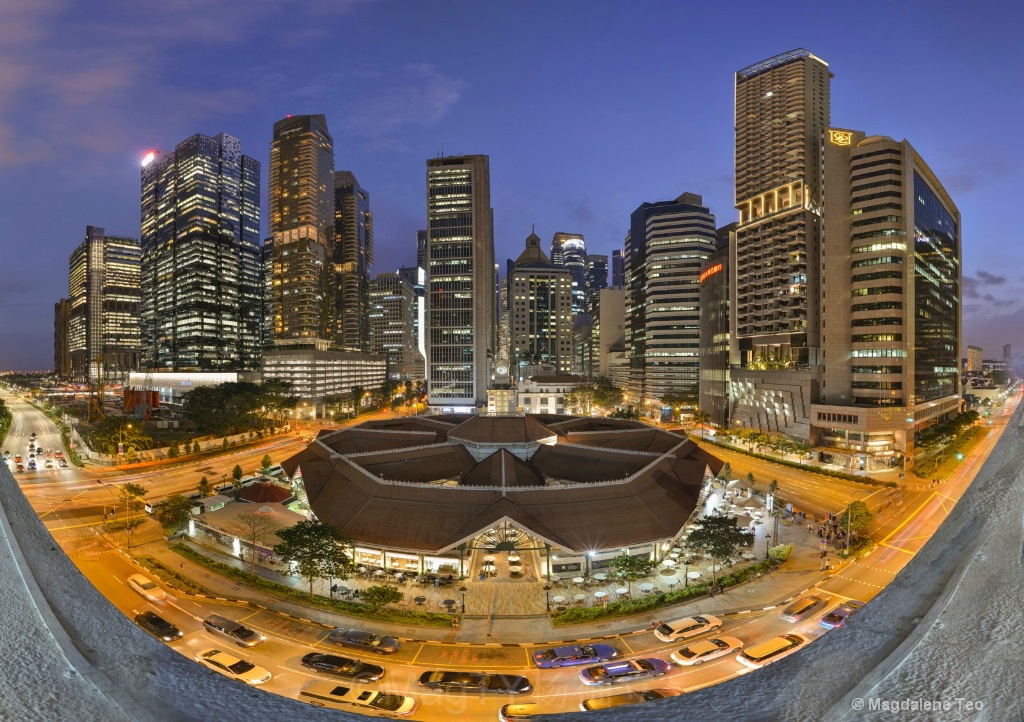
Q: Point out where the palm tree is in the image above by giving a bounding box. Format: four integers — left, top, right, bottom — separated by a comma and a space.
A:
691, 410, 710, 438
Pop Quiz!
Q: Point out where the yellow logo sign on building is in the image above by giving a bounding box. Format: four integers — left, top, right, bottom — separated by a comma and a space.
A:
829, 130, 853, 146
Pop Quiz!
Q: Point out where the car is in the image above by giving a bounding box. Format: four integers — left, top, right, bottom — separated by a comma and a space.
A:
44, 450, 52, 458
127, 573, 166, 602
652, 615, 722, 642
14, 455, 21, 463
670, 636, 744, 666
819, 600, 866, 630
326, 627, 400, 655
578, 688, 680, 712
134, 611, 183, 642
194, 648, 271, 685
499, 702, 540, 721
27, 460, 36, 470
417, 671, 533, 695
202, 614, 264, 647
45, 459, 54, 468
298, 680, 417, 716
736, 633, 807, 669
55, 451, 63, 459
300, 652, 384, 682
3, 450, 9, 459
15, 463, 24, 472
58, 459, 68, 468
578, 658, 671, 686
780, 595, 829, 623
532, 643, 619, 668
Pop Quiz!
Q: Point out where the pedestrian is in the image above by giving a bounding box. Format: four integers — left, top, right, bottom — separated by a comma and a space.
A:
451, 617, 460, 630
178, 562, 185, 571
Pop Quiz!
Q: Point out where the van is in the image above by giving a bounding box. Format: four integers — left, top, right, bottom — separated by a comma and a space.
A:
736, 633, 806, 669
298, 680, 417, 717
578, 689, 679, 712
265, 464, 285, 477
202, 614, 265, 648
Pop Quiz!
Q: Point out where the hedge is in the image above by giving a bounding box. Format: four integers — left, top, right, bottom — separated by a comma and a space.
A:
551, 559, 778, 626
171, 543, 455, 628
135, 555, 208, 595
704, 439, 897, 488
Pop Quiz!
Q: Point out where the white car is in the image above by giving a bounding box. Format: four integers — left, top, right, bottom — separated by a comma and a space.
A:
194, 648, 271, 685
670, 636, 743, 665
127, 573, 166, 602
653, 615, 722, 642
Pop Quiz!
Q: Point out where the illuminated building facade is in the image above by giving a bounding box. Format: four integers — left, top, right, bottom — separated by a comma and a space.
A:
140, 134, 261, 371
550, 232, 587, 315
333, 171, 373, 351
369, 271, 423, 380
508, 231, 574, 377
426, 154, 494, 410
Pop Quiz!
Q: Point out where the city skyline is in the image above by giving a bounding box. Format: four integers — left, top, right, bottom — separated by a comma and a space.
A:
1, 1, 1021, 368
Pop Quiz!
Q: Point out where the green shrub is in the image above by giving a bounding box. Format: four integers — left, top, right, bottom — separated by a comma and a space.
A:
104, 518, 146, 532
171, 544, 454, 628
769, 543, 794, 563
703, 438, 896, 487
135, 555, 207, 594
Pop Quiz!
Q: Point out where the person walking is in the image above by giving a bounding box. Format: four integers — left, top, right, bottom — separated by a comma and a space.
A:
450, 616, 460, 630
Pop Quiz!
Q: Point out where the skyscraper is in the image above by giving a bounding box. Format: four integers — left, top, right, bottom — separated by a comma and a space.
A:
508, 231, 574, 376
551, 232, 587, 315
416, 230, 428, 273
268, 114, 334, 344
425, 154, 494, 409
140, 135, 260, 371
68, 226, 141, 383
625, 193, 716, 409
54, 298, 71, 378
611, 249, 625, 289
812, 130, 960, 471
333, 171, 373, 351
369, 272, 423, 380
585, 254, 608, 313
729, 49, 831, 437
398, 265, 427, 366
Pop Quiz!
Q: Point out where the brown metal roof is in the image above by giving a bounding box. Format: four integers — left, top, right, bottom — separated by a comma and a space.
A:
460, 449, 545, 487
237, 482, 291, 504
530, 444, 653, 482
448, 415, 555, 444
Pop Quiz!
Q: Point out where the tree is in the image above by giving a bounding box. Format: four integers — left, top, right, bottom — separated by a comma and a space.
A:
260, 454, 273, 474
155, 494, 193, 536
192, 440, 201, 454
273, 520, 353, 596
225, 511, 282, 572
717, 462, 732, 482
167, 440, 180, 458
691, 410, 710, 438
592, 378, 624, 411
684, 513, 753, 588
351, 386, 365, 416
768, 479, 779, 496
232, 464, 243, 482
118, 482, 149, 549
608, 552, 657, 598
360, 585, 404, 613
197, 477, 211, 497
563, 387, 596, 416
839, 500, 875, 540
746, 471, 755, 485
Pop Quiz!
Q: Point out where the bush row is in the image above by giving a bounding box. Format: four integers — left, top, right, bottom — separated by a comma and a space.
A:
551, 559, 777, 626
135, 555, 208, 594
171, 543, 455, 628
705, 439, 897, 488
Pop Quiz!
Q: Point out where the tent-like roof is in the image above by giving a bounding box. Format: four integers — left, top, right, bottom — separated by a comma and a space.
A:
238, 482, 291, 504
448, 415, 556, 445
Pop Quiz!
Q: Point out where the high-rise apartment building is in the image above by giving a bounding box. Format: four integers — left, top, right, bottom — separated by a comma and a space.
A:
966, 345, 983, 373
425, 154, 495, 409
508, 231, 574, 376
551, 232, 587, 315
333, 171, 373, 351
611, 249, 625, 289
585, 254, 608, 313
810, 130, 960, 470
729, 49, 831, 437
54, 299, 71, 378
625, 193, 716, 409
68, 226, 142, 382
369, 272, 424, 380
268, 114, 334, 344
140, 133, 261, 371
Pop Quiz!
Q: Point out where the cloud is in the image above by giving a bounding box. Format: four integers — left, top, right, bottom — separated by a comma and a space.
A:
975, 271, 1006, 285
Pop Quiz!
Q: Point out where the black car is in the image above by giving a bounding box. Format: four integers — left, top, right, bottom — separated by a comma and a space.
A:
326, 628, 401, 655
134, 611, 184, 643
300, 652, 385, 682
418, 671, 533, 695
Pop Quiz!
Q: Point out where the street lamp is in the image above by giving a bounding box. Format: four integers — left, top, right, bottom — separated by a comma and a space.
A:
543, 584, 552, 612
764, 533, 771, 561
459, 586, 467, 613
684, 560, 689, 588
117, 423, 132, 465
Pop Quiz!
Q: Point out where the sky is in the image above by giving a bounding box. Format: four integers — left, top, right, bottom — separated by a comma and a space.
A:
0, 0, 1021, 370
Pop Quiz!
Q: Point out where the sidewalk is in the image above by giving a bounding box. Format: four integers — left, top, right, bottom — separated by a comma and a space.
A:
133, 513, 835, 646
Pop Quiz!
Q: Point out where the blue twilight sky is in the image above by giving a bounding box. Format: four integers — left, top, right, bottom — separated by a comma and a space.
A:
0, 0, 1021, 370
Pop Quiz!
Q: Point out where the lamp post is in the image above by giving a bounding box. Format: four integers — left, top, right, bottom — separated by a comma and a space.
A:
543, 585, 552, 612
764, 533, 771, 561
684, 560, 689, 588
117, 422, 132, 465
459, 586, 467, 613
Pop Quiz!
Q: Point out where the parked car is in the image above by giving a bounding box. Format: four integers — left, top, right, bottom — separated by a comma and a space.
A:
58, 458, 68, 468
532, 644, 619, 668
134, 611, 183, 642
194, 648, 271, 685
16, 463, 24, 472
780, 595, 828, 623
417, 671, 533, 694
653, 615, 722, 642
326, 628, 400, 655
127, 573, 166, 602
736, 634, 807, 669
578, 658, 671, 686
670, 636, 743, 666
300, 653, 384, 682
298, 680, 417, 716
499, 703, 540, 721
202, 614, 264, 647
819, 600, 865, 630
578, 689, 680, 712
